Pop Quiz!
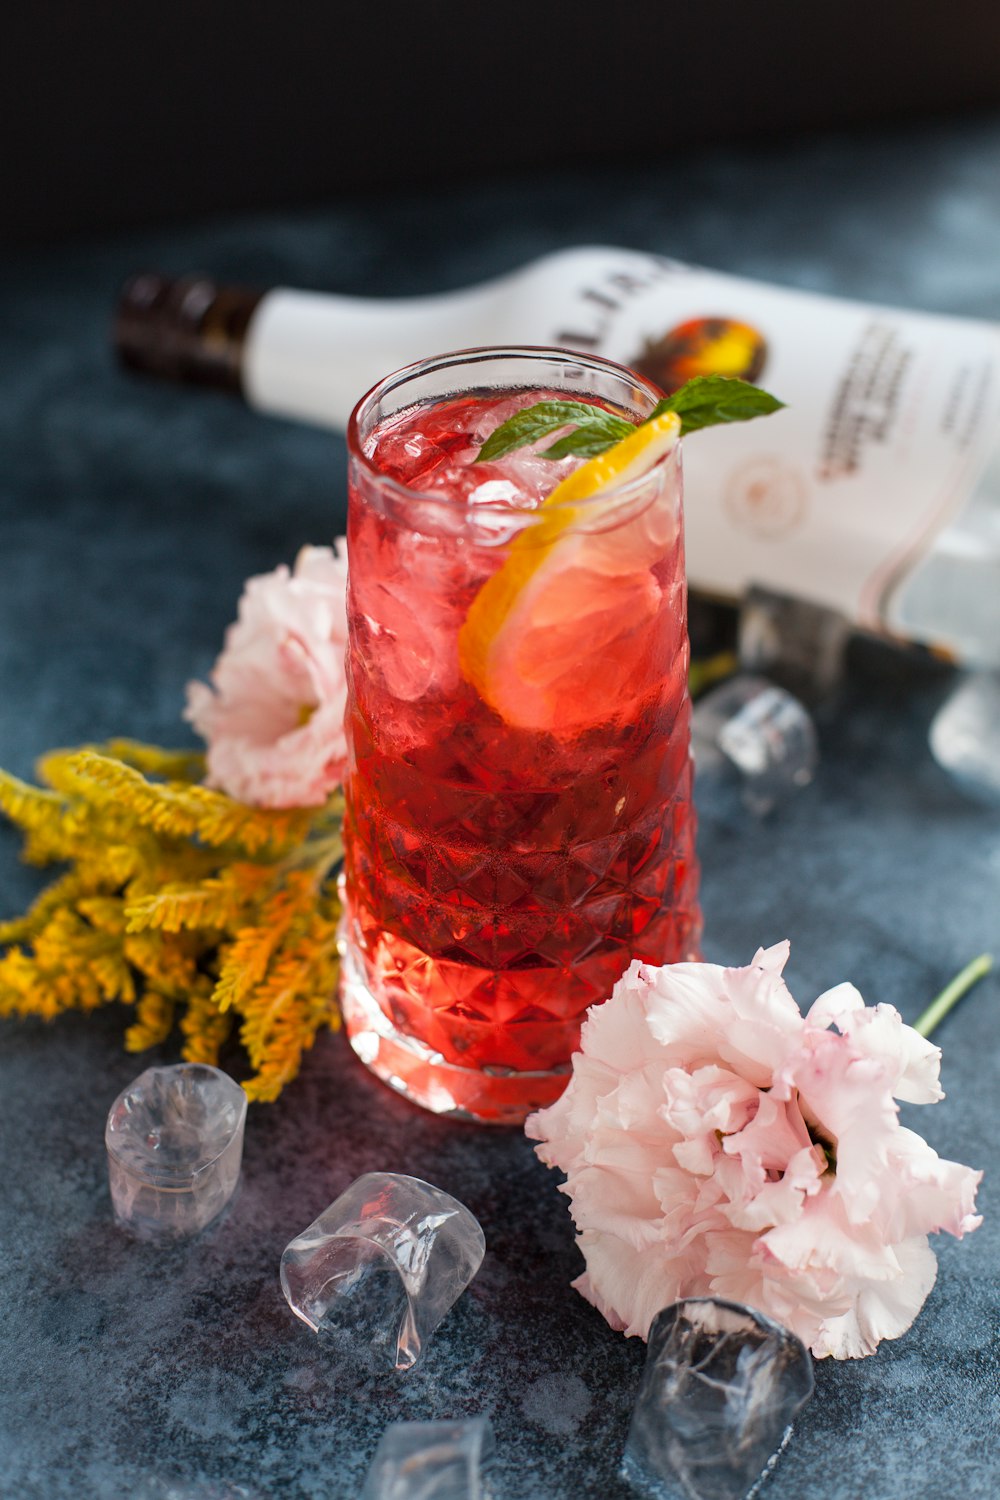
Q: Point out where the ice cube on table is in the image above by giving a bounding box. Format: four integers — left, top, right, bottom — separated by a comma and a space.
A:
361, 1418, 495, 1500
105, 1063, 247, 1241
929, 671, 1000, 804
622, 1299, 813, 1500
279, 1172, 486, 1371
692, 675, 818, 817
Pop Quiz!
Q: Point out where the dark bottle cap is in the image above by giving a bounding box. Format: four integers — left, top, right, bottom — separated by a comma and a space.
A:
114, 272, 266, 393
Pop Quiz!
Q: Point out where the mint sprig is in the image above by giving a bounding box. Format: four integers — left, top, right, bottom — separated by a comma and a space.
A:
477, 400, 634, 462
476, 375, 784, 463
648, 375, 785, 434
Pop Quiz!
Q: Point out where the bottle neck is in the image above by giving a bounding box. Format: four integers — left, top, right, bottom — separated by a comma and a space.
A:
114, 272, 265, 394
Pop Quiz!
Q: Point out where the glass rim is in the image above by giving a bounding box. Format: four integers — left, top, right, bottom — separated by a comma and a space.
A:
346, 344, 676, 520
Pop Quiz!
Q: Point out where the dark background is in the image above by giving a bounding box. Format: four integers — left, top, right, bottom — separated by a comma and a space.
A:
7, 0, 1000, 243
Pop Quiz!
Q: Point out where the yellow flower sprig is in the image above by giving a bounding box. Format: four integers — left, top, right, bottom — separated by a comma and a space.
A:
0, 741, 344, 1101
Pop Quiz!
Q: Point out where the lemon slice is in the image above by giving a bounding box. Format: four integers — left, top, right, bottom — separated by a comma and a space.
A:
458, 409, 681, 732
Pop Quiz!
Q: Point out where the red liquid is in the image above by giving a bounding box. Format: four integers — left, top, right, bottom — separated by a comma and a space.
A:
343, 391, 701, 1120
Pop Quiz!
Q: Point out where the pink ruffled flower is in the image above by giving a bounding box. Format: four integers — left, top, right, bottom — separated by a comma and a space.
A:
185, 544, 349, 808
527, 943, 982, 1359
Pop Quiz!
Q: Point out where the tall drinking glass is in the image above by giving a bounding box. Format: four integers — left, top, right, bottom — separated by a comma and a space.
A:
341, 347, 701, 1123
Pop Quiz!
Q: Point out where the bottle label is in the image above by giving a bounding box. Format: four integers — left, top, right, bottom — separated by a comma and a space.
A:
515, 248, 1000, 634
250, 246, 1000, 639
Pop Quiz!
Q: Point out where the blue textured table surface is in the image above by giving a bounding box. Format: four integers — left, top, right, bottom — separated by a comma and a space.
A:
1, 114, 999, 1500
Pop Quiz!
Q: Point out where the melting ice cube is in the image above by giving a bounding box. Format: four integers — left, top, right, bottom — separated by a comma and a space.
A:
622, 1299, 813, 1500
279, 1172, 486, 1371
361, 1418, 495, 1500
929, 671, 1000, 804
692, 675, 818, 817
105, 1064, 247, 1241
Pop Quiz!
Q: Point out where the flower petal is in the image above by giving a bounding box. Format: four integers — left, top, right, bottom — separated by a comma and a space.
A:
811, 1238, 938, 1359
185, 542, 349, 807
527, 943, 983, 1362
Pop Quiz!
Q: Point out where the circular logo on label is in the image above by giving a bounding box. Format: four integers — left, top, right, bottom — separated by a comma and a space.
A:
724, 457, 807, 539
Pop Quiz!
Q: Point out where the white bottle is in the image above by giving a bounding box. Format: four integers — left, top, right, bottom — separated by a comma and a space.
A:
117, 247, 1000, 664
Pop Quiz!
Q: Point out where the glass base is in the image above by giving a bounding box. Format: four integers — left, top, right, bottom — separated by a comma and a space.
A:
339, 942, 571, 1126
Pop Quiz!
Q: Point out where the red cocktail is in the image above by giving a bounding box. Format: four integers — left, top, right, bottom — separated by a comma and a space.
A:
341, 348, 700, 1122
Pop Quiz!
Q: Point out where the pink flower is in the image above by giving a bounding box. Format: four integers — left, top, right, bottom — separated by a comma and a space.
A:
527, 943, 982, 1359
185, 544, 349, 808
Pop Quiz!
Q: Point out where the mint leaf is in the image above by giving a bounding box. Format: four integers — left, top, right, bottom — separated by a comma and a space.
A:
542, 412, 634, 459
475, 376, 784, 463
476, 401, 632, 462
648, 375, 785, 435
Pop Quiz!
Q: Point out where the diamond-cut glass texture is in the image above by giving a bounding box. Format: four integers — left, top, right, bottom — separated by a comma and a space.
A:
342, 383, 701, 1118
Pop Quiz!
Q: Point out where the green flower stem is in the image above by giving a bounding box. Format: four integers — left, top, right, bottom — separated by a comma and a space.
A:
913, 953, 994, 1040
